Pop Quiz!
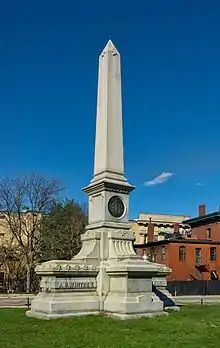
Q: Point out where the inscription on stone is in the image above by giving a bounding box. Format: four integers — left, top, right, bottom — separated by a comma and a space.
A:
58, 281, 95, 289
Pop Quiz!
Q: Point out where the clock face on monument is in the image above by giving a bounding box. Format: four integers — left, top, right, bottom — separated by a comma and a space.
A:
108, 195, 125, 219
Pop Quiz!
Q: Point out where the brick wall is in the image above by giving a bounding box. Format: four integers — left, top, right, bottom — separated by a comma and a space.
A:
135, 242, 220, 281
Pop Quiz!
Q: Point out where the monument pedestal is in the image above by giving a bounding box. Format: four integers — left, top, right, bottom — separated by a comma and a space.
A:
104, 260, 168, 318
27, 261, 100, 319
27, 227, 171, 319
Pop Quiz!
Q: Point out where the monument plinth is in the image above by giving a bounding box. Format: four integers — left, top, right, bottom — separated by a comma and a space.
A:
27, 40, 171, 320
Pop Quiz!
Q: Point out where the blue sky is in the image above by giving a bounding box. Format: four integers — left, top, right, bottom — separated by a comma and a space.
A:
1, 0, 220, 219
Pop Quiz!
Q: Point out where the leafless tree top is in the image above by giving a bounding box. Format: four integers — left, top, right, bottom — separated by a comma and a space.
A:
0, 173, 63, 244
0, 174, 63, 214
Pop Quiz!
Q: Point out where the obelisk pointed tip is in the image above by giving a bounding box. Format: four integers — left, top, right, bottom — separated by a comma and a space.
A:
101, 39, 119, 55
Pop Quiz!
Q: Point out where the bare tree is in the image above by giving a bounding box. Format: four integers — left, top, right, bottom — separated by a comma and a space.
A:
0, 244, 26, 293
0, 173, 63, 293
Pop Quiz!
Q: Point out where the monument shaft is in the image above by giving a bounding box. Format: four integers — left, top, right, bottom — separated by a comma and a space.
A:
94, 41, 124, 179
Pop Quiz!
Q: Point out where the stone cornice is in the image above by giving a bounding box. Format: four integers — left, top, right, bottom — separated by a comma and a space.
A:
85, 221, 131, 231
82, 181, 135, 196
35, 262, 99, 275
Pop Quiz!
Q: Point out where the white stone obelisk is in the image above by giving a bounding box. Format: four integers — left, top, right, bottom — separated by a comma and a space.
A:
93, 40, 125, 182
27, 40, 172, 320
83, 40, 134, 227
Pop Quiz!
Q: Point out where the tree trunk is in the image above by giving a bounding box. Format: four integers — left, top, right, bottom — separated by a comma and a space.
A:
26, 265, 31, 293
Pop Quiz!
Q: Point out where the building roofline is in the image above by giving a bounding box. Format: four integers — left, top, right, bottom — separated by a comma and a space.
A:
183, 211, 220, 226
129, 218, 189, 224
138, 212, 190, 218
135, 239, 220, 248
135, 240, 171, 247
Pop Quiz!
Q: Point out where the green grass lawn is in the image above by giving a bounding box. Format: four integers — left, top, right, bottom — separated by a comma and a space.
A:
1, 306, 220, 348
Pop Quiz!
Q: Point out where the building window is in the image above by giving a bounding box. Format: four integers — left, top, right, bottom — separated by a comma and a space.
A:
142, 249, 147, 261
195, 248, 202, 265
0, 272, 4, 283
152, 252, 156, 263
179, 246, 186, 261
161, 246, 166, 262
210, 247, 216, 261
207, 228, 211, 239
150, 248, 156, 263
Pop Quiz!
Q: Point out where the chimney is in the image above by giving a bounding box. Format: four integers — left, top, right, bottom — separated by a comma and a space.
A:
174, 223, 179, 233
199, 204, 206, 217
148, 218, 154, 242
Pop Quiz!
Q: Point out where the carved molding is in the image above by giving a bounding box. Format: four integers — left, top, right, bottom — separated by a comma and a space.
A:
81, 230, 101, 241
108, 230, 134, 241
83, 181, 134, 196
157, 266, 171, 276
36, 263, 99, 274
113, 240, 136, 257
108, 231, 137, 259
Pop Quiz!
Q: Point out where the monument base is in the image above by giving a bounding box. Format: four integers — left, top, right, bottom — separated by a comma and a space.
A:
26, 309, 168, 321
103, 259, 167, 316
25, 260, 100, 319
26, 257, 171, 320
102, 311, 168, 320
26, 291, 100, 319
26, 310, 99, 320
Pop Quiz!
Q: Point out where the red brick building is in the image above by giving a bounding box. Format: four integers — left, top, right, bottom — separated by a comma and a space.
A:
184, 204, 220, 241
135, 205, 220, 281
135, 239, 220, 281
